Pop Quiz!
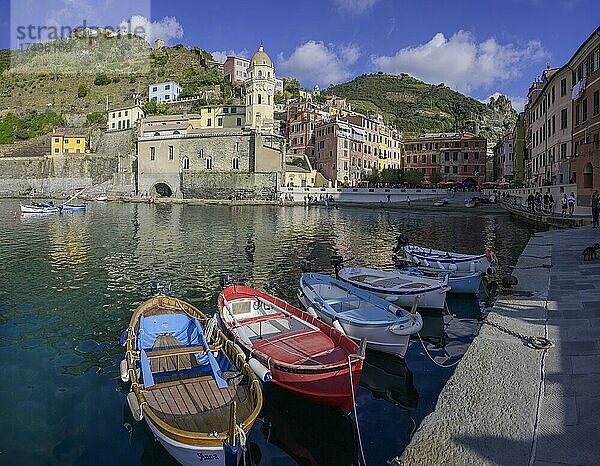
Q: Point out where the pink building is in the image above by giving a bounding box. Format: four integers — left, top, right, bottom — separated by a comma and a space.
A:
223, 56, 250, 83
315, 118, 378, 185
286, 102, 327, 163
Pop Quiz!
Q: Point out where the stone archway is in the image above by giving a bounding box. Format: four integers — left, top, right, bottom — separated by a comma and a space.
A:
583, 162, 593, 189
152, 182, 173, 197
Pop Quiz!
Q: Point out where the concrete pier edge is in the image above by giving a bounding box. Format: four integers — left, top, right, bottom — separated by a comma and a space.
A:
401, 225, 600, 465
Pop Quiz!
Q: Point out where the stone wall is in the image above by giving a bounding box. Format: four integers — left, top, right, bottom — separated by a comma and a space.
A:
182, 171, 277, 200
0, 154, 123, 196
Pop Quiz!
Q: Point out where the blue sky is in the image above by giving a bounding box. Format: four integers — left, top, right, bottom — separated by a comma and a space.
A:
0, 0, 598, 110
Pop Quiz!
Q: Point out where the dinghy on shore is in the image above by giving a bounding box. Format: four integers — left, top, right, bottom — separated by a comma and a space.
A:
218, 282, 364, 414
298, 273, 422, 357
121, 294, 262, 466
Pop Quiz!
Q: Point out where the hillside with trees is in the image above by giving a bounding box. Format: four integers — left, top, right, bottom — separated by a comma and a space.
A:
325, 73, 517, 144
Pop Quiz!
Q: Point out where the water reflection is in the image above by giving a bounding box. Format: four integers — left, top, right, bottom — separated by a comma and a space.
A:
258, 384, 359, 466
0, 200, 534, 465
361, 351, 418, 410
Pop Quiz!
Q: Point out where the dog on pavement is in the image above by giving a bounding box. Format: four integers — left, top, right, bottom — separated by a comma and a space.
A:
583, 243, 600, 261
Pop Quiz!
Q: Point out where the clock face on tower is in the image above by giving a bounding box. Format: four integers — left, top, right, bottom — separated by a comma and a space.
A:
267, 87, 273, 94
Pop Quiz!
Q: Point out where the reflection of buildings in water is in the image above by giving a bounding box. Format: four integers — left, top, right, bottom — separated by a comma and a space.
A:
47, 215, 90, 270
360, 350, 419, 410
260, 383, 358, 466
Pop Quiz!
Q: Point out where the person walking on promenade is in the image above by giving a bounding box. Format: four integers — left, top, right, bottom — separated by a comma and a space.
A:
568, 192, 576, 217
407, 195, 411, 207
549, 194, 555, 215
543, 193, 549, 211
592, 191, 600, 228
561, 194, 568, 217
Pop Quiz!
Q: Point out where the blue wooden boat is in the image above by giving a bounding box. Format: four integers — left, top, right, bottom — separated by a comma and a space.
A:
61, 203, 87, 212
399, 265, 482, 294
298, 273, 423, 357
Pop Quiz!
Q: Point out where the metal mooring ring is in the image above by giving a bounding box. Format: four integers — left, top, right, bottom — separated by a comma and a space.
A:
527, 337, 553, 350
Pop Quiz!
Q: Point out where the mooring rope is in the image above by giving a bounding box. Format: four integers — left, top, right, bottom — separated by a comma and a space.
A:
348, 355, 367, 465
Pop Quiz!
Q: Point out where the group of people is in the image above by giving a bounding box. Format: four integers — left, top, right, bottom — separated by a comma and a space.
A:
524, 191, 576, 217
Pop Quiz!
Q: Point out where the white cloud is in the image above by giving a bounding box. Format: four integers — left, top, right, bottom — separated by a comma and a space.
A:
210, 49, 249, 63
334, 0, 378, 15
119, 15, 183, 45
371, 30, 548, 94
278, 41, 360, 86
481, 92, 528, 112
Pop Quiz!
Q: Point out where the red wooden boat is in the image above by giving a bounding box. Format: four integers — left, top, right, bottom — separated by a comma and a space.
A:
218, 285, 365, 414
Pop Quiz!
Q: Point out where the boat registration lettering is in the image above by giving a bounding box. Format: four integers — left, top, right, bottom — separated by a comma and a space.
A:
197, 452, 219, 461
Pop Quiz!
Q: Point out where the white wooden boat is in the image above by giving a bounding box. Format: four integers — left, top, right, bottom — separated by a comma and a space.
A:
403, 245, 497, 274
121, 295, 262, 466
61, 202, 87, 211
95, 195, 108, 201
20, 201, 59, 214
337, 267, 450, 309
298, 273, 423, 357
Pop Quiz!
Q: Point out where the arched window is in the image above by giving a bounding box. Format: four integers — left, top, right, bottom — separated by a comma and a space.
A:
173, 130, 180, 135
268, 71, 271, 78
268, 95, 271, 105
583, 162, 593, 188
258, 94, 262, 104
258, 70, 262, 78
154, 131, 160, 136
232, 157, 240, 170
206, 157, 212, 170
248, 95, 252, 105
182, 156, 189, 170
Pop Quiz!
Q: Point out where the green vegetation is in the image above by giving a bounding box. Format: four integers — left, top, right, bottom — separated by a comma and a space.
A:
143, 100, 169, 116
430, 170, 442, 184
0, 110, 65, 144
282, 78, 300, 100
325, 74, 517, 143
403, 169, 425, 186
93, 72, 112, 86
361, 168, 402, 186
77, 84, 88, 98
86, 111, 105, 126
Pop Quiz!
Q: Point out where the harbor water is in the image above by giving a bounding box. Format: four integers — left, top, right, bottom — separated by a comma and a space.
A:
0, 200, 534, 465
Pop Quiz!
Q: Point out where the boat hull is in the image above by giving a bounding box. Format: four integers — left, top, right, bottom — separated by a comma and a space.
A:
401, 267, 482, 295
218, 286, 362, 414
61, 204, 86, 211
20, 205, 59, 214
297, 292, 417, 357
447, 273, 482, 294
346, 282, 446, 309
146, 417, 232, 466
267, 361, 359, 413
403, 246, 494, 274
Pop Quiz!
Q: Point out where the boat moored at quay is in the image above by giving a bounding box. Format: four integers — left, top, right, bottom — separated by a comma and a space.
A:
121, 294, 262, 466
218, 282, 364, 414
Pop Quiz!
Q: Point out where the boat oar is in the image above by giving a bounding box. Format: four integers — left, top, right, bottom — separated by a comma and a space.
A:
228, 401, 237, 446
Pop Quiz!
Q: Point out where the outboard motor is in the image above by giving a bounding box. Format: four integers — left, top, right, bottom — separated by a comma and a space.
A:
330, 255, 344, 279
150, 280, 171, 296
300, 259, 312, 273
220, 272, 234, 289
393, 234, 410, 254
392, 254, 412, 270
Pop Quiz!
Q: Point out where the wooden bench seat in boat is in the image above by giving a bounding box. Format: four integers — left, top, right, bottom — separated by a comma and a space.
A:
143, 375, 254, 433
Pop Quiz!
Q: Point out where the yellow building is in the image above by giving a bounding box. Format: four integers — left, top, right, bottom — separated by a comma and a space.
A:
51, 132, 87, 156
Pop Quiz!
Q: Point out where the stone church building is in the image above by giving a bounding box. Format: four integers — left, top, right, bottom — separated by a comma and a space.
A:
137, 45, 288, 199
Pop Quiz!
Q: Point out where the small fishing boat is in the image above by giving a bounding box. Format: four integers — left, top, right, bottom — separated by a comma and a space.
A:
396, 264, 482, 294
337, 266, 450, 309
20, 201, 59, 214
61, 202, 87, 212
298, 273, 423, 357
218, 283, 364, 414
121, 294, 262, 466
95, 195, 108, 202
433, 200, 445, 207
403, 244, 497, 274
464, 198, 476, 208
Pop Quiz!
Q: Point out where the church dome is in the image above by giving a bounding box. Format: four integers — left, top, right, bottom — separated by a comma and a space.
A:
250, 44, 272, 67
